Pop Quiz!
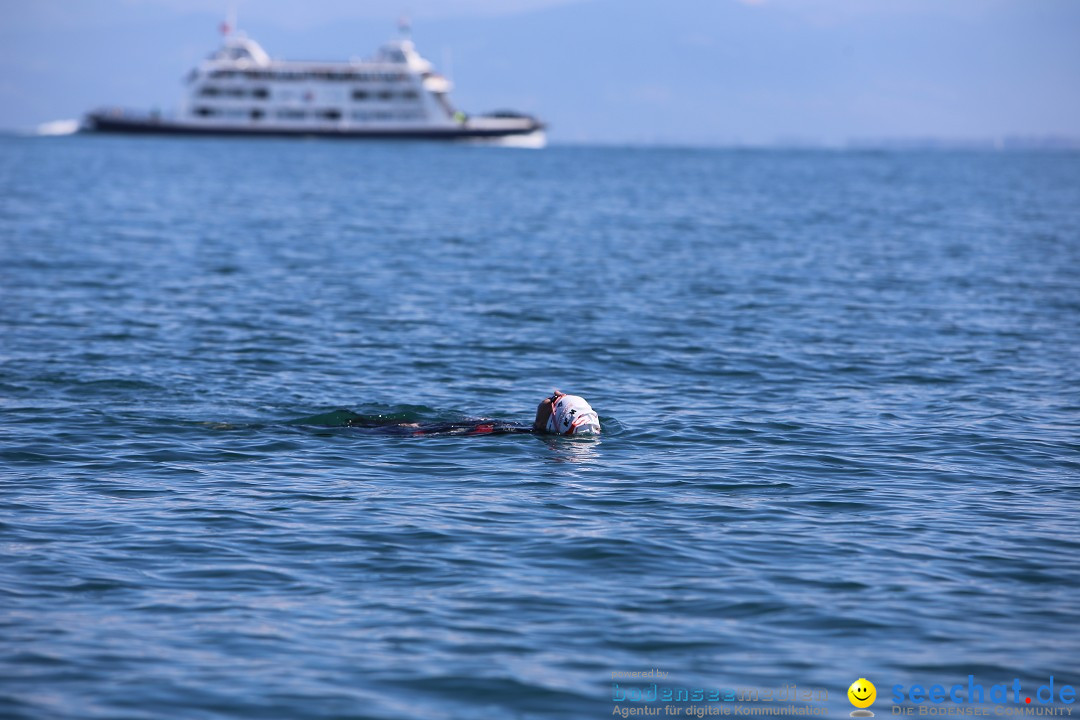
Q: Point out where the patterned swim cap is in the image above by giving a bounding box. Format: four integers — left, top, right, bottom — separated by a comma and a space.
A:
546, 394, 601, 436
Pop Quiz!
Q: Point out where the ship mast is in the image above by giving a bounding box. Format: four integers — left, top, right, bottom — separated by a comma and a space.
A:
220, 8, 237, 37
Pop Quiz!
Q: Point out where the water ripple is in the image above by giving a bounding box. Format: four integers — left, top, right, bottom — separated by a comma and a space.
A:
1, 138, 1078, 719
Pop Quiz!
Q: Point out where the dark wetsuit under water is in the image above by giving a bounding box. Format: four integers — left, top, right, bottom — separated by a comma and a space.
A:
345, 417, 534, 437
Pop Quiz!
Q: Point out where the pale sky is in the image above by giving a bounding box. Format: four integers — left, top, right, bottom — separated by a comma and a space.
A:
2, 0, 1078, 144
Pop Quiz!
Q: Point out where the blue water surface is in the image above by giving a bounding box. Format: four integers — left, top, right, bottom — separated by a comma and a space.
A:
1, 136, 1079, 719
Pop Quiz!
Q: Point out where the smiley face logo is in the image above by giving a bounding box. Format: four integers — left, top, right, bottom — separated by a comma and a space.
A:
848, 678, 877, 712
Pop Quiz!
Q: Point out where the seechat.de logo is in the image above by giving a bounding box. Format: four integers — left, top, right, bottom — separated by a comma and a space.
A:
891, 676, 1076, 709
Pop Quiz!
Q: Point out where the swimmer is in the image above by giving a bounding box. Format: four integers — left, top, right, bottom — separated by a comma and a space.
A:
345, 391, 600, 437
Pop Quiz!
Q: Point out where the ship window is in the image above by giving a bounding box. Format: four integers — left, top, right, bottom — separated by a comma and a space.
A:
401, 90, 419, 100
352, 90, 369, 101
319, 109, 342, 120
377, 90, 393, 101
199, 86, 220, 97
252, 88, 269, 100
194, 107, 214, 117
251, 109, 264, 120
277, 109, 306, 120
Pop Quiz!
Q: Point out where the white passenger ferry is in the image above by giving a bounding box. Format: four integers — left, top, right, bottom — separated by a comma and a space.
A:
84, 20, 545, 145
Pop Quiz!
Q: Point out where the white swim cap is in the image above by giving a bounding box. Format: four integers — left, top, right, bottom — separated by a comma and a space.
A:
546, 394, 601, 436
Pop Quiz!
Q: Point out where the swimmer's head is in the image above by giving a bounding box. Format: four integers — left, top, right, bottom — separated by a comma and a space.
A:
534, 390, 600, 436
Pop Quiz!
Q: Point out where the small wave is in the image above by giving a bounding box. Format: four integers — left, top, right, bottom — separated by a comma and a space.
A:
285, 406, 433, 427
34, 119, 81, 136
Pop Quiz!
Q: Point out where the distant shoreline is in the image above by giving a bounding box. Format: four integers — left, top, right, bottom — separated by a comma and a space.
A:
3, 126, 1079, 151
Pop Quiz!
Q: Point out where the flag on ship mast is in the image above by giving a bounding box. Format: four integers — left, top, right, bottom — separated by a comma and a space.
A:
220, 8, 237, 36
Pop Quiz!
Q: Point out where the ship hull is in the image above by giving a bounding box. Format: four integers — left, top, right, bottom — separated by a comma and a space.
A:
83, 112, 544, 142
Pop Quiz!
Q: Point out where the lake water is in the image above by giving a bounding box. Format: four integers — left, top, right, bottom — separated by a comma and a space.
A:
2, 136, 1078, 719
